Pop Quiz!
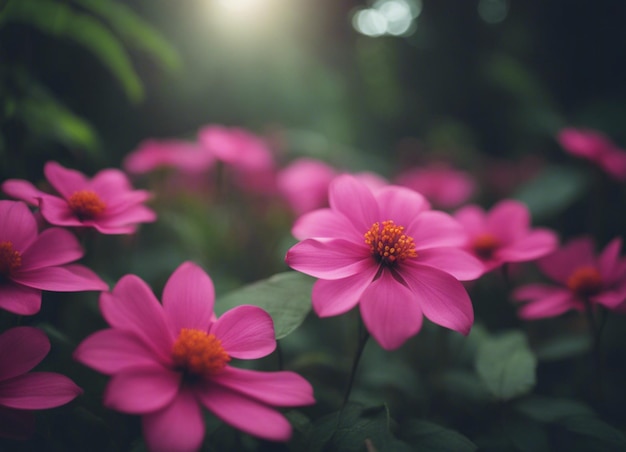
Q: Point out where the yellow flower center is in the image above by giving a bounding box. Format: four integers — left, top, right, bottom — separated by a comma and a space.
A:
472, 233, 501, 259
68, 190, 106, 220
364, 220, 417, 266
171, 329, 230, 378
0, 241, 22, 276
566, 266, 603, 297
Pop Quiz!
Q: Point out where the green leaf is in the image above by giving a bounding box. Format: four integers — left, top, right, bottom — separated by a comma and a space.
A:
216, 272, 314, 340
73, 0, 181, 73
559, 415, 626, 447
307, 403, 412, 452
2, 0, 143, 102
515, 396, 595, 423
399, 420, 477, 452
513, 166, 588, 221
475, 331, 537, 401
534, 334, 592, 361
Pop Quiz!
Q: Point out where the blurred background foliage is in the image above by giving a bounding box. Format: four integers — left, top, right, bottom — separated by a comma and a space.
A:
2, 0, 626, 451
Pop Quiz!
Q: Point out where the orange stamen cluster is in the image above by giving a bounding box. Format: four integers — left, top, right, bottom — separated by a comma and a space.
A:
0, 241, 22, 276
567, 266, 603, 297
364, 220, 417, 266
68, 190, 106, 220
171, 329, 230, 378
472, 233, 501, 259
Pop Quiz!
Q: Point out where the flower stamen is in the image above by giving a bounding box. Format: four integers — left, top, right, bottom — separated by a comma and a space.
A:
68, 190, 106, 220
172, 329, 230, 378
0, 241, 22, 276
364, 220, 417, 266
567, 266, 603, 297
472, 233, 501, 259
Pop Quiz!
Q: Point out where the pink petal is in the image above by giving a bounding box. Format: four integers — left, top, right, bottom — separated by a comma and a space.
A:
518, 292, 577, 319
0, 282, 41, 315
0, 200, 37, 250
211, 305, 276, 359
1, 180, 45, 206
401, 264, 474, 335
0, 327, 49, 381
311, 267, 378, 317
102, 190, 152, 214
486, 200, 530, 243
44, 161, 88, 198
512, 284, 564, 302
39, 195, 82, 227
197, 385, 293, 442
0, 405, 35, 440
374, 185, 430, 228
89, 168, 133, 196
496, 229, 558, 262
74, 329, 165, 375
591, 288, 626, 310
291, 208, 359, 241
210, 367, 315, 406
104, 365, 181, 414
142, 387, 204, 452
557, 128, 612, 159
162, 262, 215, 335
19, 227, 84, 270
12, 264, 107, 292
286, 238, 373, 280
409, 211, 466, 249
416, 247, 485, 280
100, 275, 174, 361
538, 236, 596, 284
98, 205, 156, 228
598, 237, 623, 283
328, 175, 379, 234
454, 204, 488, 238
359, 272, 424, 350
0, 372, 81, 409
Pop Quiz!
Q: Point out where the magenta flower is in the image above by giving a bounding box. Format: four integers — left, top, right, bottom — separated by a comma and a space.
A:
74, 262, 315, 452
2, 161, 157, 234
454, 200, 558, 275
277, 158, 337, 215
394, 162, 476, 209
0, 326, 82, 440
285, 175, 483, 350
557, 127, 626, 181
0, 201, 107, 315
513, 237, 626, 319
123, 139, 215, 175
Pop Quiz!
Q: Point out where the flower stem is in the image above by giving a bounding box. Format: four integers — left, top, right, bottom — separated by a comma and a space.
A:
341, 319, 370, 409
583, 300, 605, 404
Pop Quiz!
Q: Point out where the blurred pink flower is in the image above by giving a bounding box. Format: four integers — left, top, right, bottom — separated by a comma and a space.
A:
0, 326, 82, 440
285, 175, 483, 350
277, 158, 337, 215
394, 163, 476, 209
0, 201, 107, 315
123, 139, 215, 175
74, 262, 314, 452
513, 237, 626, 319
454, 200, 558, 275
2, 161, 157, 234
557, 128, 626, 181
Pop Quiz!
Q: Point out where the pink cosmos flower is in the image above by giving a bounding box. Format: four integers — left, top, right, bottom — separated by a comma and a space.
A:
557, 128, 626, 181
454, 200, 558, 275
513, 237, 626, 319
123, 139, 215, 175
2, 161, 156, 234
277, 158, 337, 215
0, 326, 82, 440
74, 262, 315, 452
0, 201, 108, 315
285, 175, 484, 350
394, 163, 476, 209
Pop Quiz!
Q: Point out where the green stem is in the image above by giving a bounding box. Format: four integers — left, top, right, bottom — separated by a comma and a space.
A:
341, 319, 370, 409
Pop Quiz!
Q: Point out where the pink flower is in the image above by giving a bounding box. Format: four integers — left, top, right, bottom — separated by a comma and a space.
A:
0, 201, 107, 315
394, 163, 476, 209
277, 158, 337, 215
0, 326, 82, 440
74, 262, 315, 452
123, 139, 215, 175
2, 161, 157, 234
454, 200, 558, 275
557, 128, 626, 181
513, 237, 626, 319
285, 175, 483, 350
